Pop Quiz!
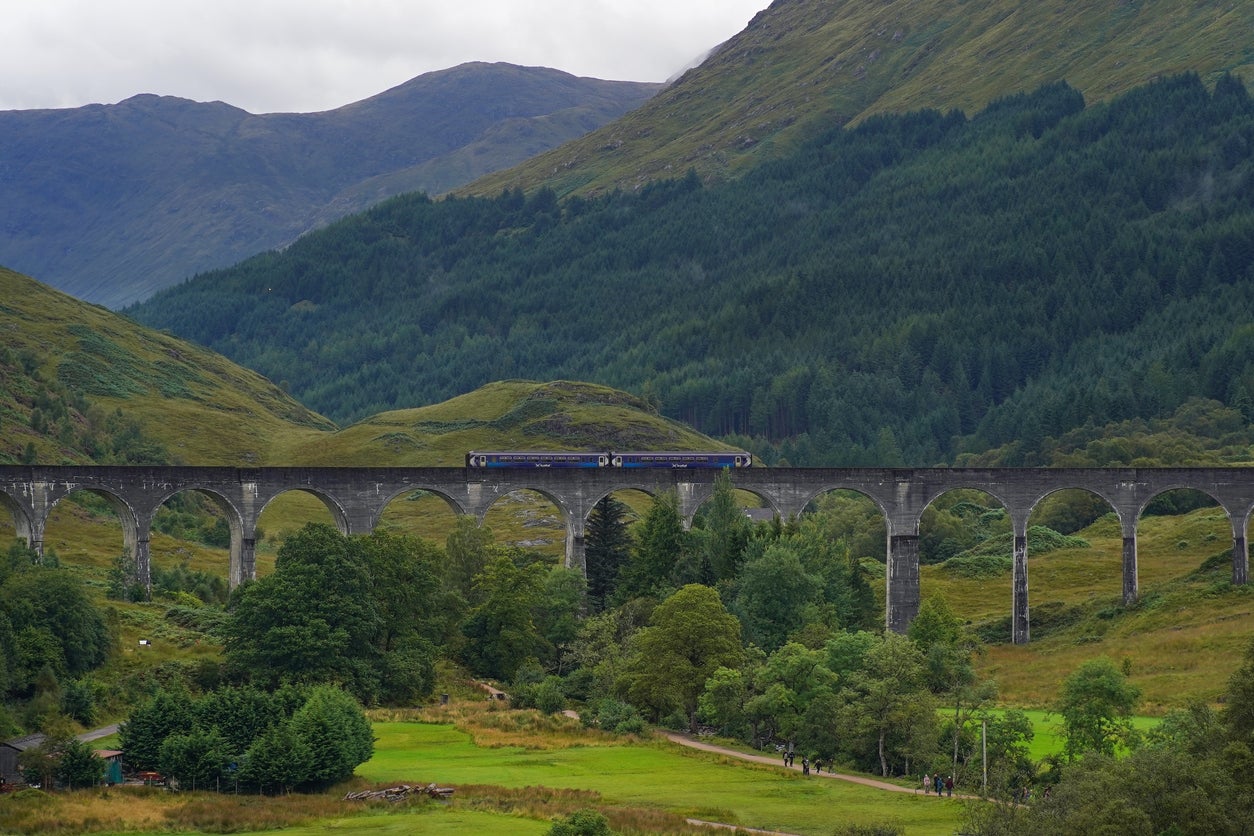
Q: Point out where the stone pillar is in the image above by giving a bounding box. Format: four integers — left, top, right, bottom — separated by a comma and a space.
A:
239, 538, 257, 586
1232, 513, 1248, 587
135, 532, 152, 598
886, 533, 920, 634
566, 516, 587, 574
1012, 530, 1030, 645
1122, 523, 1138, 606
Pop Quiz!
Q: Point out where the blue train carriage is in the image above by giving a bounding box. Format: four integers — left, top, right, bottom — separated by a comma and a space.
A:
610, 451, 752, 468
466, 451, 609, 468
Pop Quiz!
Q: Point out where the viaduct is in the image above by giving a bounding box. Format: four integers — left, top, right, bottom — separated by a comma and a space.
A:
1, 465, 1251, 644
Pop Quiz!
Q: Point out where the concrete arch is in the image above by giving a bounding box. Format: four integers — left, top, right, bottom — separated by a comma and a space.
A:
257, 487, 351, 535
0, 489, 35, 547
151, 485, 248, 588
685, 484, 783, 527
1132, 484, 1231, 598
914, 483, 1016, 532
796, 484, 891, 526
476, 486, 574, 568
46, 486, 144, 588
474, 485, 568, 528
376, 485, 469, 522
583, 485, 660, 523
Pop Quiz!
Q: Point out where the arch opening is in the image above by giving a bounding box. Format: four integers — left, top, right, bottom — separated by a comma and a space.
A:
147, 488, 240, 605
42, 488, 134, 594
0, 490, 29, 547
725, 487, 889, 649
255, 490, 343, 578
376, 488, 462, 546
1136, 488, 1227, 590
917, 488, 1013, 639
1019, 488, 1122, 640
481, 489, 566, 563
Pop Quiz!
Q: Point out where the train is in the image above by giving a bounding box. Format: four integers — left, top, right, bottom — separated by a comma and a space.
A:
466, 450, 752, 469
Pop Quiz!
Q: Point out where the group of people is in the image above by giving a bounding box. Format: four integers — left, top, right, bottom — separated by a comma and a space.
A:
780, 749, 824, 775
922, 772, 953, 797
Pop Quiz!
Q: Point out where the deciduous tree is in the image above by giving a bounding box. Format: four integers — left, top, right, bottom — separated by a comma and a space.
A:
623, 584, 742, 732
1058, 657, 1141, 759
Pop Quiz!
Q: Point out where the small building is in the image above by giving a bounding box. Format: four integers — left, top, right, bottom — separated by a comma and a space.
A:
0, 734, 47, 785
95, 749, 124, 785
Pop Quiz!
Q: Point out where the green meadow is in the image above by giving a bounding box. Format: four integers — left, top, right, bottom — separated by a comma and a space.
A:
353, 721, 966, 836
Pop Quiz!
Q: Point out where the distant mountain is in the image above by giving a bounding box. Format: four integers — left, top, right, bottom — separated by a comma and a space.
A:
463, 0, 1253, 198
0, 63, 661, 308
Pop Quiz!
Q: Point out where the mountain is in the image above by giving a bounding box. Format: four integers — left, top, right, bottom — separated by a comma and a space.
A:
462, 0, 1253, 198
129, 73, 1254, 466
0, 63, 661, 309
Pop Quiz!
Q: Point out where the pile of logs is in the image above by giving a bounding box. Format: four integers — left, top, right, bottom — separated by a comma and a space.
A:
344, 783, 454, 802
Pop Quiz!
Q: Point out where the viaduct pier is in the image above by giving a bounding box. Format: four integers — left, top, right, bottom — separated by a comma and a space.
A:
2, 465, 1251, 644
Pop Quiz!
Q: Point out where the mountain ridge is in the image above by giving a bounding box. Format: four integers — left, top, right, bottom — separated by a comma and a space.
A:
461, 0, 1253, 198
0, 62, 661, 308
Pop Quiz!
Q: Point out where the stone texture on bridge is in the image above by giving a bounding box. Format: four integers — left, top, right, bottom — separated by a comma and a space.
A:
2, 465, 1251, 644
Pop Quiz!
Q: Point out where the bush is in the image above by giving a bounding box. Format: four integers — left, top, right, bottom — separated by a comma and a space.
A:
548, 809, 613, 836
532, 677, 567, 715
582, 699, 646, 735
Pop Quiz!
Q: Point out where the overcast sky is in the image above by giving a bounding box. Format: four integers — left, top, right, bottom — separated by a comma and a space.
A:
1, 1, 768, 114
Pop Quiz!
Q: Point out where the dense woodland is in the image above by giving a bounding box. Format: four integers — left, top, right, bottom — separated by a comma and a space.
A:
131, 74, 1254, 466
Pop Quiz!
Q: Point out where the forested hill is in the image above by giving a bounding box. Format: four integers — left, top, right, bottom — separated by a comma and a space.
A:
0, 63, 660, 309
131, 75, 1254, 466
462, 0, 1253, 199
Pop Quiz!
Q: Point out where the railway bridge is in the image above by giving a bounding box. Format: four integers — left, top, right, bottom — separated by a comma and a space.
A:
1, 465, 1251, 644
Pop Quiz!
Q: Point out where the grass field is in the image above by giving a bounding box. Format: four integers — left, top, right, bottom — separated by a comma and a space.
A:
10, 713, 968, 836
357, 719, 967, 836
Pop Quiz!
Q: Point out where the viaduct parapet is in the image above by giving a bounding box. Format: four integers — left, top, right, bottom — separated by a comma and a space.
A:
2, 465, 1250, 644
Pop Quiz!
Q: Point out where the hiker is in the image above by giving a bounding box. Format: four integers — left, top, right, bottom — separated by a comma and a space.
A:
923, 773, 931, 794
934, 774, 943, 795
945, 775, 953, 797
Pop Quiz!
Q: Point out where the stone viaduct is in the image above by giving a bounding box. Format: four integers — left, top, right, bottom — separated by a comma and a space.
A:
1, 465, 1251, 644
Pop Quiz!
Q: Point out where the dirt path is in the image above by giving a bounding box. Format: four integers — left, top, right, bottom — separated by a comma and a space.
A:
659, 731, 926, 795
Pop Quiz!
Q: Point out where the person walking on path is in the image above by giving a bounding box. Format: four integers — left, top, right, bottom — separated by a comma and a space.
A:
934, 774, 944, 796
945, 775, 953, 797
922, 773, 931, 795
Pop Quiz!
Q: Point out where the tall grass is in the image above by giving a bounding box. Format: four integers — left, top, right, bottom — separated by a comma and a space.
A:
0, 786, 358, 835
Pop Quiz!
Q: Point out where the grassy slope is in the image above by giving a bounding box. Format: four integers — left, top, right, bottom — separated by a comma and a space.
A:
929, 506, 1254, 712
0, 267, 333, 466
462, 0, 1253, 199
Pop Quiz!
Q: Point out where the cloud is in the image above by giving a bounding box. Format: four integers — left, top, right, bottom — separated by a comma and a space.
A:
1, 0, 765, 113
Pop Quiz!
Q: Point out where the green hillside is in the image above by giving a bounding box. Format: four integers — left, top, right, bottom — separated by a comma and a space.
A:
0, 267, 333, 466
0, 267, 736, 468
463, 0, 1253, 198
131, 74, 1254, 466
276, 380, 733, 466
